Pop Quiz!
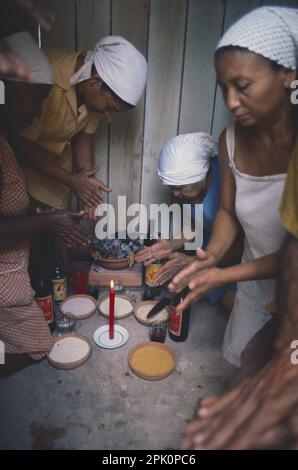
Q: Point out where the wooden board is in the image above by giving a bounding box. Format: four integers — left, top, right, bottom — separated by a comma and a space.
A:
98, 294, 134, 319
108, 0, 149, 226
47, 334, 92, 370
179, 0, 224, 135
60, 294, 97, 320
141, 0, 188, 212
128, 341, 176, 381
89, 261, 142, 287
41, 1, 76, 50
76, 0, 111, 194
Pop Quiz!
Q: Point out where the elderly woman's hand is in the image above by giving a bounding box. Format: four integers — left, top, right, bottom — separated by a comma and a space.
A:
153, 252, 194, 286
135, 238, 175, 265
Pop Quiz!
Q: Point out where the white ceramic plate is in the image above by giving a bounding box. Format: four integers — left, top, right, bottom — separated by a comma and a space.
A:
93, 325, 129, 349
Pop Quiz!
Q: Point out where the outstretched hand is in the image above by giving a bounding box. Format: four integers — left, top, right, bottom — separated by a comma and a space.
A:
70, 167, 112, 208
50, 210, 91, 249
168, 248, 217, 294
180, 348, 298, 450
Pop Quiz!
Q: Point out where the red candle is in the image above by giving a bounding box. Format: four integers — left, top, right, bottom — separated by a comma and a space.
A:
109, 279, 115, 340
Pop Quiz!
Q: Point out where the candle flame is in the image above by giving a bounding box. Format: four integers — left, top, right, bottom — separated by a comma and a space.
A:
110, 279, 114, 288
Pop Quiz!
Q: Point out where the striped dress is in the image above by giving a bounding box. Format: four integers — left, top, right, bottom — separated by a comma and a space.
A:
0, 135, 54, 360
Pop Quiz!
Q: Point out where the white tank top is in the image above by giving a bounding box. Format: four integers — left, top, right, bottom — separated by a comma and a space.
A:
226, 122, 287, 303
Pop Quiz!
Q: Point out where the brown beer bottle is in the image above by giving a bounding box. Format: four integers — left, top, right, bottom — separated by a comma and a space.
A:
142, 235, 163, 300
168, 297, 191, 342
33, 275, 56, 333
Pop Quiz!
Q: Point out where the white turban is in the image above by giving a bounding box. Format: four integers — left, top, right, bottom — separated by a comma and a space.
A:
157, 133, 218, 186
4, 31, 53, 84
216, 6, 298, 70
70, 35, 147, 106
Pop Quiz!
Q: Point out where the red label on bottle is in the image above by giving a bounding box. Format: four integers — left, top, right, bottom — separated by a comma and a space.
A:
169, 306, 182, 336
35, 295, 54, 323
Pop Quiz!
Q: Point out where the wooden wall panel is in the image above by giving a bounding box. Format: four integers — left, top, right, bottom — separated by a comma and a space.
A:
109, 0, 149, 225
141, 0, 188, 211
179, 0, 224, 135
42, 0, 76, 50
76, 0, 111, 197
39, 0, 297, 218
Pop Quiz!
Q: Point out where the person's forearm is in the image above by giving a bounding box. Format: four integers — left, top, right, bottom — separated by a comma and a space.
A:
17, 137, 73, 187
220, 252, 280, 285
72, 132, 94, 171
277, 235, 298, 338
205, 208, 241, 263
0, 213, 54, 249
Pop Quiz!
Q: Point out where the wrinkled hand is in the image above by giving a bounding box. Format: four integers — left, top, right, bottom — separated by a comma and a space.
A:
0, 40, 33, 80
168, 248, 218, 295
70, 168, 112, 208
153, 253, 194, 286
180, 348, 298, 450
14, 0, 54, 30
135, 238, 174, 265
50, 210, 91, 248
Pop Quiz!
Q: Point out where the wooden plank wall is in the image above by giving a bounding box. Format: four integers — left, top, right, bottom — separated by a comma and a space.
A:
41, 0, 298, 216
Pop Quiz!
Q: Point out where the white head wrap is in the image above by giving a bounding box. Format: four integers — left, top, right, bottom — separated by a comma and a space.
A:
157, 133, 218, 186
216, 6, 298, 69
4, 31, 53, 84
70, 35, 147, 106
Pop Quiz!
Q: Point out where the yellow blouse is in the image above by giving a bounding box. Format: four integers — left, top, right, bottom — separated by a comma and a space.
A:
280, 134, 298, 238
19, 48, 101, 209
267, 133, 298, 315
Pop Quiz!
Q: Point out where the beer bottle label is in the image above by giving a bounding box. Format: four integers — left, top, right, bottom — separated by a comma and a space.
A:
35, 295, 54, 323
52, 278, 67, 301
169, 306, 182, 336
145, 263, 163, 286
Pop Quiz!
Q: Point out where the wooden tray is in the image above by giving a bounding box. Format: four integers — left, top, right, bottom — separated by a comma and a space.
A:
98, 295, 134, 319
47, 334, 92, 370
60, 294, 97, 320
128, 342, 176, 381
134, 300, 169, 326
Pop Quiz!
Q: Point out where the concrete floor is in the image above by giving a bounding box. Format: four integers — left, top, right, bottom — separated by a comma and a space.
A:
0, 289, 235, 450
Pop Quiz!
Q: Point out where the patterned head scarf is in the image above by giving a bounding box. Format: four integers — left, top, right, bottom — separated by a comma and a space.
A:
216, 6, 298, 69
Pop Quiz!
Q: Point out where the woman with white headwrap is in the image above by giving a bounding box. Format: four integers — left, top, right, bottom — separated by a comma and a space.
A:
170, 6, 298, 372
16, 34, 147, 274
18, 35, 147, 217
178, 6, 298, 452
136, 132, 240, 308
0, 32, 91, 375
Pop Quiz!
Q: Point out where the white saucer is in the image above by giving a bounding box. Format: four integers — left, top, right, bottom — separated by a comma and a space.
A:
93, 325, 129, 349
